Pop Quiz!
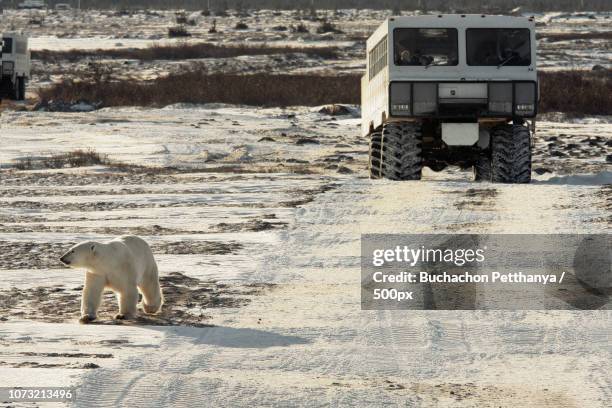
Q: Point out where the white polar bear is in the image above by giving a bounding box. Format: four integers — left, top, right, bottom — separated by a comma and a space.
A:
59, 235, 163, 324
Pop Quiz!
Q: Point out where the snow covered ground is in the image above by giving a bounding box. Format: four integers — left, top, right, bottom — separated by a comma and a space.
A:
0, 103, 610, 406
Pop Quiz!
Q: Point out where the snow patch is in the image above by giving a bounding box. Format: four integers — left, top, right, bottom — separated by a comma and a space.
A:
534, 171, 612, 185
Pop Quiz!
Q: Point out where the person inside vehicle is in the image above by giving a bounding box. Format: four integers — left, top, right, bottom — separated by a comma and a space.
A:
399, 48, 427, 65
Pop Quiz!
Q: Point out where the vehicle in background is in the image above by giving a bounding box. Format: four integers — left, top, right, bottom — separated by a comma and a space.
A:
0, 33, 30, 101
362, 15, 538, 183
55, 3, 72, 11
17, 0, 46, 10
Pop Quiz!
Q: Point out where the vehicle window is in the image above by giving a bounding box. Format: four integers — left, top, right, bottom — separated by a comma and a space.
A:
16, 40, 27, 54
467, 28, 531, 66
394, 28, 458, 67
2, 38, 12, 54
368, 35, 388, 80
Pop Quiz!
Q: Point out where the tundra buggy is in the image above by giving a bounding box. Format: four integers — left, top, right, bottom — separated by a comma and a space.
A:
0, 32, 30, 101
362, 15, 537, 183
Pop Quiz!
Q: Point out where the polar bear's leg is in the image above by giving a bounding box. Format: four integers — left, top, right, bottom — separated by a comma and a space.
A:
115, 285, 139, 320
140, 264, 163, 314
80, 272, 105, 324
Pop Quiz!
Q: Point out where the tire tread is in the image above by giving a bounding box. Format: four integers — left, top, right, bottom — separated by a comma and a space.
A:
490, 124, 532, 183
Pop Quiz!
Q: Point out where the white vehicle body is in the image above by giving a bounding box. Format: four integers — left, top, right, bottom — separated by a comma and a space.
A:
18, 0, 46, 10
1, 32, 30, 100
55, 3, 72, 11
363, 15, 538, 183
361, 14, 538, 137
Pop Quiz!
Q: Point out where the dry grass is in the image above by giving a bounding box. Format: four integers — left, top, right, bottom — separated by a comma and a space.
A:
38, 70, 360, 108
31, 43, 338, 62
168, 26, 192, 38
537, 31, 612, 42
316, 20, 343, 34
13, 149, 109, 170
10, 149, 166, 173
37, 69, 610, 115
538, 70, 611, 116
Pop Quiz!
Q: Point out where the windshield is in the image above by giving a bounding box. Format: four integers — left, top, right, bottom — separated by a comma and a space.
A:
467, 28, 531, 66
394, 28, 458, 67
2, 38, 12, 54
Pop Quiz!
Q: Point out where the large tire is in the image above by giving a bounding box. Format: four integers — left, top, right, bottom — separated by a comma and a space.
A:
380, 122, 422, 181
369, 130, 383, 179
490, 123, 532, 183
474, 154, 491, 181
17, 77, 26, 101
12, 78, 19, 100
6, 83, 16, 101
11, 77, 25, 101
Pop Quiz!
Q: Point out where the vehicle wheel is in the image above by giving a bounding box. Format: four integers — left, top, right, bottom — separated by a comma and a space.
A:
490, 123, 531, 183
6, 83, 16, 101
380, 122, 422, 181
474, 154, 491, 181
369, 130, 383, 179
12, 77, 23, 101
17, 77, 26, 101
12, 78, 20, 100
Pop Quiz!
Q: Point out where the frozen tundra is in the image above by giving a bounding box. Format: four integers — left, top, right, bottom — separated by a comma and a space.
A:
362, 15, 538, 183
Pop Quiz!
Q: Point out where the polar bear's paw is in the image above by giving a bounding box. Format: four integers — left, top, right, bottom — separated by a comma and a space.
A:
114, 313, 135, 320
143, 302, 162, 314
79, 315, 96, 324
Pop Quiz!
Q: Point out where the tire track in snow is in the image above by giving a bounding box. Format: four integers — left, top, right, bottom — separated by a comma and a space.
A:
67, 174, 610, 406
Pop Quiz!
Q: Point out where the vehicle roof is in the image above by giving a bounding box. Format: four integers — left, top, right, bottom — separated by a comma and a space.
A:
2, 32, 28, 38
389, 14, 535, 22
367, 14, 536, 49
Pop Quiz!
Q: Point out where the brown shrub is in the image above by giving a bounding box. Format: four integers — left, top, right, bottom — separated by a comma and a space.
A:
539, 70, 611, 115
316, 20, 343, 34
13, 149, 109, 170
31, 43, 338, 62
168, 26, 192, 38
38, 71, 361, 108
537, 31, 612, 42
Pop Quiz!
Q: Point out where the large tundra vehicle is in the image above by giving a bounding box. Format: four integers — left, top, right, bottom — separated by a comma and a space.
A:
362, 15, 537, 183
17, 0, 46, 10
0, 33, 30, 101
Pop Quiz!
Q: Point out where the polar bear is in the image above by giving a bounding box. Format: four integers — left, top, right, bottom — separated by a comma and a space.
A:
59, 235, 163, 324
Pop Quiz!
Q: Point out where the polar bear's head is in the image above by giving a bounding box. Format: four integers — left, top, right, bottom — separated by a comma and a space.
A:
59, 241, 99, 269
